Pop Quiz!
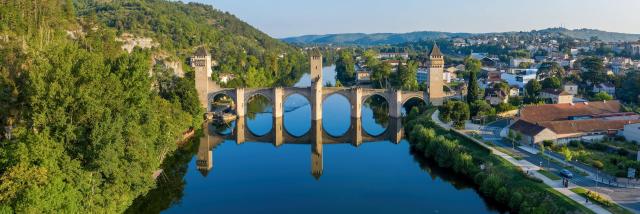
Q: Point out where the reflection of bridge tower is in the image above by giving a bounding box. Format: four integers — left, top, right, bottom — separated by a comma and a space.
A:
311, 119, 323, 179
428, 43, 445, 106
197, 124, 225, 177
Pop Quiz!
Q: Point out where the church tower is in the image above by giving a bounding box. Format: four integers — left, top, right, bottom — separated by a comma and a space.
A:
428, 43, 445, 106
192, 47, 213, 110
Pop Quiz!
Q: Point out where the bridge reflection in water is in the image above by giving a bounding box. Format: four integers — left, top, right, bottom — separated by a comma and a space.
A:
196, 116, 403, 179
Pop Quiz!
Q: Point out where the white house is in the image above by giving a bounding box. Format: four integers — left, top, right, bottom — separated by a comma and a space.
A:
624, 122, 640, 144
563, 83, 579, 95
593, 83, 616, 96
510, 58, 535, 68
500, 69, 538, 88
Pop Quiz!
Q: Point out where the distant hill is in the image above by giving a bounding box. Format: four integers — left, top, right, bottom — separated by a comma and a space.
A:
283, 28, 640, 46
538, 28, 640, 43
282, 31, 473, 46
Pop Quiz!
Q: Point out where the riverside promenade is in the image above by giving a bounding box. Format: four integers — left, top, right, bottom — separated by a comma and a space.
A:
431, 110, 611, 214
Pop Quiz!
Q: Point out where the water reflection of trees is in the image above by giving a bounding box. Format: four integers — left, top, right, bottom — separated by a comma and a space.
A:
364, 95, 389, 127
125, 138, 200, 214
409, 147, 509, 213
245, 95, 271, 119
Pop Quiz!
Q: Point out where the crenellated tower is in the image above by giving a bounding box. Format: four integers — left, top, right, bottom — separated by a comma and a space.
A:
428, 43, 445, 106
193, 47, 213, 110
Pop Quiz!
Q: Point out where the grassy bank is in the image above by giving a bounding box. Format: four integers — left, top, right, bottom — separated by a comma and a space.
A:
570, 188, 633, 214
404, 109, 593, 213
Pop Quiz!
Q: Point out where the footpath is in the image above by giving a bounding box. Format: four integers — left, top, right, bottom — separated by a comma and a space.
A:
431, 110, 611, 214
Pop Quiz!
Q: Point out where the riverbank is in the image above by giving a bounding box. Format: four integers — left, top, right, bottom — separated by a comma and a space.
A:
404, 108, 596, 213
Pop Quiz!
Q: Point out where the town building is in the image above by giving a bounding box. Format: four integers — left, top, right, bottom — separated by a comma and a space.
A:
511, 58, 535, 68
484, 88, 509, 105
356, 70, 371, 83
218, 73, 236, 84
593, 83, 616, 96
509, 100, 640, 145
624, 122, 640, 144
377, 52, 409, 60
500, 68, 538, 88
539, 89, 574, 104
563, 82, 579, 95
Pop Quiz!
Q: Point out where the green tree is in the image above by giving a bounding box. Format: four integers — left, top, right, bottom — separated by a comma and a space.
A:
335, 50, 355, 84
372, 61, 392, 88
471, 100, 495, 118
538, 62, 565, 79
560, 146, 573, 161
541, 76, 562, 90
525, 79, 542, 98
578, 57, 608, 85
518, 62, 533, 69
467, 71, 481, 104
396, 61, 419, 90
616, 71, 640, 104
592, 91, 613, 101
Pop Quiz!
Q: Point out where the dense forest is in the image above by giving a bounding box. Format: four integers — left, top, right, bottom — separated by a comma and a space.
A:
77, 0, 309, 87
0, 0, 305, 212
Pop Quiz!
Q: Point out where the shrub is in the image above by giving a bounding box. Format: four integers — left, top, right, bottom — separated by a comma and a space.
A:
591, 160, 604, 169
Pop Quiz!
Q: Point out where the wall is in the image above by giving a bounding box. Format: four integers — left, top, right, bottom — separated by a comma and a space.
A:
624, 123, 640, 144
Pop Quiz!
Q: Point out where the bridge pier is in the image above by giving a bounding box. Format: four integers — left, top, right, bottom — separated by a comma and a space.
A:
389, 90, 402, 118
351, 117, 363, 147
389, 118, 403, 144
235, 116, 246, 144
350, 88, 362, 118
273, 88, 284, 118
273, 116, 284, 147
235, 88, 245, 117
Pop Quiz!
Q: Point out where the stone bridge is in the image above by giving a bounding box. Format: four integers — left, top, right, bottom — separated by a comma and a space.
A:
206, 86, 428, 119
197, 52, 435, 119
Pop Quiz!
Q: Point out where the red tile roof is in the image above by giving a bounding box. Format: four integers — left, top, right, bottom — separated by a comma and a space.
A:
520, 101, 622, 122
538, 119, 640, 135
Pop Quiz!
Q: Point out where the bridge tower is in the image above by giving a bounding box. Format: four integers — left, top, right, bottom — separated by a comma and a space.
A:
310, 51, 323, 120
428, 43, 445, 106
192, 47, 213, 110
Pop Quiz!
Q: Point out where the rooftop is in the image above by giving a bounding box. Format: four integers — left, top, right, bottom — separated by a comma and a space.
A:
520, 100, 622, 122
539, 119, 640, 135
429, 43, 443, 57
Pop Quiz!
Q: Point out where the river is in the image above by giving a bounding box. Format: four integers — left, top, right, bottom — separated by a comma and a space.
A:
126, 66, 506, 214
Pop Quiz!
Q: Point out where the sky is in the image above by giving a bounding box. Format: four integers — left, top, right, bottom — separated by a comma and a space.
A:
191, 0, 640, 38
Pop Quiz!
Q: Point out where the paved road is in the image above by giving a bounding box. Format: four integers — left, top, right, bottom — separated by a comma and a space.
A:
481, 120, 640, 213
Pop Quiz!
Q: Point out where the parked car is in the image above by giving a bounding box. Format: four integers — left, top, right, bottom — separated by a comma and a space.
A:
560, 169, 574, 178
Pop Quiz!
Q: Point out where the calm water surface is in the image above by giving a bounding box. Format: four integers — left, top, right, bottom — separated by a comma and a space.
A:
127, 66, 505, 214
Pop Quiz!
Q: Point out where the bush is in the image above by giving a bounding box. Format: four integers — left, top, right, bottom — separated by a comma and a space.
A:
591, 160, 605, 169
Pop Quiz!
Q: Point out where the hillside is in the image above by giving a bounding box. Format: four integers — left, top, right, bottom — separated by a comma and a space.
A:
282, 31, 472, 46
539, 28, 640, 42
283, 28, 640, 46
0, 0, 305, 212
76, 0, 307, 86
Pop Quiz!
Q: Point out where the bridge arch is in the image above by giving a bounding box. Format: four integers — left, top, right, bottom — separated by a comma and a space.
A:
321, 93, 351, 137
282, 93, 312, 137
